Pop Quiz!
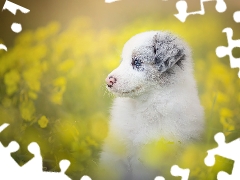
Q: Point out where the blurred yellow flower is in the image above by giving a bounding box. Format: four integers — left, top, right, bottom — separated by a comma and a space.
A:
4, 69, 20, 95
28, 91, 38, 100
19, 101, 36, 121
4, 69, 20, 86
53, 77, 66, 86
85, 136, 98, 147
51, 77, 66, 104
38, 115, 49, 128
23, 68, 41, 91
57, 59, 75, 72
220, 108, 233, 118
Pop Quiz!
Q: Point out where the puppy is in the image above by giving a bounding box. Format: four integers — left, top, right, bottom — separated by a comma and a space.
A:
99, 31, 204, 180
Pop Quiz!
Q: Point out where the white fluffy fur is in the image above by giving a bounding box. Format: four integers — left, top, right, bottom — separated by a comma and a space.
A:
99, 31, 204, 180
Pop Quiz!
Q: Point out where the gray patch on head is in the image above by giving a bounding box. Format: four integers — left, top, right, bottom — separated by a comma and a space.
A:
153, 32, 186, 73
130, 31, 187, 73
129, 31, 188, 84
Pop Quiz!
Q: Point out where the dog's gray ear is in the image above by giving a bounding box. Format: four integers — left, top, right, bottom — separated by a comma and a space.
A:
153, 32, 186, 73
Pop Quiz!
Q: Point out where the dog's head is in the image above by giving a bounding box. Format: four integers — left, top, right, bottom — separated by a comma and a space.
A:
105, 31, 191, 97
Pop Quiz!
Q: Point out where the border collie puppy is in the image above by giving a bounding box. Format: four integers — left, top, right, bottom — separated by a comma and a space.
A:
99, 31, 204, 180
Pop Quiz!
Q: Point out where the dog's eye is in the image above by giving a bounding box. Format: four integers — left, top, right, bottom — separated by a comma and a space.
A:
132, 57, 143, 70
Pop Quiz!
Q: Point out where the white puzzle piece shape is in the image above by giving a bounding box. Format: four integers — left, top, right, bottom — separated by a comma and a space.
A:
105, 0, 120, 3
204, 132, 240, 180
0, 123, 9, 132
0, 123, 93, 179
2, 0, 30, 34
233, 11, 240, 23
21, 142, 43, 173
174, 0, 227, 22
215, 28, 240, 78
80, 175, 92, 180
171, 165, 190, 180
154, 176, 165, 180
2, 0, 30, 15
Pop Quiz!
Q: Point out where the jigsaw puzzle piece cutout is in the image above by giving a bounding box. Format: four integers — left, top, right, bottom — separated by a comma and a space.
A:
174, 0, 226, 22
0, 123, 9, 133
41, 160, 72, 180
154, 176, 165, 180
205, 132, 240, 165
21, 142, 42, 173
2, 0, 30, 34
80, 175, 92, 180
59, 159, 71, 174
42, 160, 92, 180
0, 141, 21, 179
20, 144, 73, 180
2, 0, 30, 15
217, 171, 235, 180
0, 123, 21, 179
174, 1, 188, 22
171, 165, 190, 180
11, 23, 22, 33
0, 44, 7, 51
205, 132, 240, 180
233, 11, 240, 23
215, 0, 227, 13
0, 141, 20, 167
204, 133, 226, 166
105, 0, 120, 3
0, 124, 73, 180
215, 28, 240, 78
217, 156, 240, 180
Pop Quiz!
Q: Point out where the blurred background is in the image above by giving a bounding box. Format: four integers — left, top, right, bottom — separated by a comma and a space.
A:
0, 0, 239, 179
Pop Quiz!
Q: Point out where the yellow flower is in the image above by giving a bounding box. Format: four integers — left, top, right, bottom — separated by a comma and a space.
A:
28, 91, 38, 100
19, 101, 35, 121
4, 69, 20, 95
220, 108, 233, 118
85, 136, 98, 147
50, 77, 66, 104
57, 59, 75, 72
4, 69, 20, 86
38, 115, 49, 128
23, 68, 41, 91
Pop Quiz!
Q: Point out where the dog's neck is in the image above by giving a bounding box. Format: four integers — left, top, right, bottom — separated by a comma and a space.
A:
130, 84, 170, 112
132, 71, 190, 111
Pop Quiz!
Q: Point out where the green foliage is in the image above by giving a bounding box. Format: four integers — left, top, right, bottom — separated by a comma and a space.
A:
0, 15, 239, 179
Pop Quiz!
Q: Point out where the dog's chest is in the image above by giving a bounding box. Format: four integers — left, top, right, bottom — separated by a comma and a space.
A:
111, 98, 165, 145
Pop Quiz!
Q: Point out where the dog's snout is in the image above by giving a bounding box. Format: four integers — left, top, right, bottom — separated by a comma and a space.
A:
106, 76, 117, 88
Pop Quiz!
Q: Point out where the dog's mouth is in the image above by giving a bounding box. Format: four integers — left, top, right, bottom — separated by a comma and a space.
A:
106, 79, 143, 96
107, 85, 143, 97
121, 86, 142, 94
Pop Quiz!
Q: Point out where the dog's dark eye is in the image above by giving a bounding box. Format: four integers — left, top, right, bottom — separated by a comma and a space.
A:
132, 57, 143, 70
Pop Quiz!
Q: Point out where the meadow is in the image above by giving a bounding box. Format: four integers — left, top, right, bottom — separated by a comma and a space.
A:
0, 15, 239, 179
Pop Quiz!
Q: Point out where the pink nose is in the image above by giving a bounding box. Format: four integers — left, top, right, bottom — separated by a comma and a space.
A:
105, 76, 117, 88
